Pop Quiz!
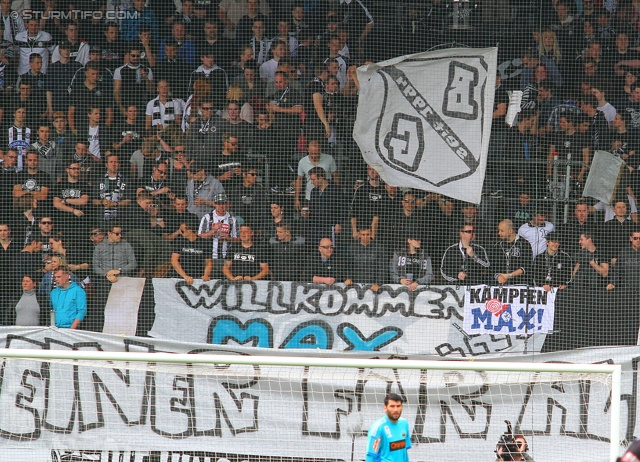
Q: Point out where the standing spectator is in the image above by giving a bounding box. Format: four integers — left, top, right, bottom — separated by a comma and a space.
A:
235, 0, 267, 48
145, 80, 185, 131
50, 266, 86, 329
248, 19, 271, 65
16, 53, 46, 120
120, 0, 159, 43
569, 231, 609, 347
547, 112, 591, 183
46, 41, 83, 116
228, 164, 267, 228
222, 223, 269, 281
198, 18, 234, 71
186, 98, 224, 164
346, 228, 385, 292
185, 160, 225, 219
260, 40, 288, 83
68, 61, 114, 133
159, 22, 196, 66
294, 140, 337, 210
13, 151, 50, 208
307, 166, 344, 247
170, 219, 212, 285
218, 0, 270, 40
198, 192, 238, 277
349, 165, 383, 241
113, 43, 155, 116
335, 0, 374, 58
601, 198, 635, 263
188, 47, 228, 111
111, 105, 145, 155
440, 223, 490, 286
77, 107, 106, 160
14, 18, 54, 75
51, 22, 90, 66
153, 38, 189, 100
210, 132, 244, 184
93, 153, 133, 223
305, 237, 348, 285
491, 219, 533, 285
518, 208, 555, 258
53, 161, 90, 238
0, 0, 25, 43
606, 228, 640, 345
391, 231, 433, 291
12, 274, 42, 326
98, 23, 125, 71
2, 106, 32, 172
30, 124, 57, 178
268, 221, 305, 281
557, 199, 595, 256
532, 232, 573, 289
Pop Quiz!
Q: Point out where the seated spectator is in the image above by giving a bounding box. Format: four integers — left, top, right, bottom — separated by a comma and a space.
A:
391, 231, 433, 291
306, 238, 348, 285
491, 219, 533, 285
268, 222, 306, 281
222, 223, 269, 281
441, 223, 490, 286
170, 220, 212, 285
518, 207, 555, 258
346, 228, 385, 292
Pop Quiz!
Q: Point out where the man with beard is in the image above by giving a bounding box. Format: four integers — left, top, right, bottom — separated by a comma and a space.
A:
365, 393, 411, 462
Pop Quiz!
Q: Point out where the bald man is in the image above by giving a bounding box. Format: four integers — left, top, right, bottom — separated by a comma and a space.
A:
491, 219, 533, 285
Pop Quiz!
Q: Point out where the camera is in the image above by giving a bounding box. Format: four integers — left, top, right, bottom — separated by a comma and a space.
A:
495, 420, 528, 461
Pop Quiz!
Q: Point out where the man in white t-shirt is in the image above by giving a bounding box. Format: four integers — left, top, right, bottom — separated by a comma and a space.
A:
294, 140, 338, 211
518, 208, 555, 258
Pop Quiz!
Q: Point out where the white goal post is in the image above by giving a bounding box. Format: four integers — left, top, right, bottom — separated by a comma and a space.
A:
0, 349, 622, 462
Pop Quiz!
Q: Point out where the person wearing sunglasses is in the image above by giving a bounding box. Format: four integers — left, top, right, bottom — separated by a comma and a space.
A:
441, 224, 490, 287
91, 222, 137, 330
186, 96, 224, 163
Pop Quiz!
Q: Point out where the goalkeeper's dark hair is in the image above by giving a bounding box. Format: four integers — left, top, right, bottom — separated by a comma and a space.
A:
384, 393, 404, 405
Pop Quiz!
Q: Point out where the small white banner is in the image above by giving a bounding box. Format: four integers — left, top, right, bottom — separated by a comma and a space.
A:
353, 47, 498, 204
463, 285, 556, 334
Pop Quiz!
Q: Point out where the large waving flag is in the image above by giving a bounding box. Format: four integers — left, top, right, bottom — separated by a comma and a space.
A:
353, 47, 498, 204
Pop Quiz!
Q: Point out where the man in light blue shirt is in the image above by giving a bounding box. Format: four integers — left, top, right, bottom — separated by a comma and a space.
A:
366, 393, 411, 462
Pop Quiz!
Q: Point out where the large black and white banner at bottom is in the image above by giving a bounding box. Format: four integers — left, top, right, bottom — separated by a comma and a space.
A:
150, 280, 555, 356
0, 328, 633, 462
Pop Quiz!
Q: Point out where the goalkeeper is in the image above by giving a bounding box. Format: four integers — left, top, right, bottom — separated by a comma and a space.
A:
365, 393, 411, 462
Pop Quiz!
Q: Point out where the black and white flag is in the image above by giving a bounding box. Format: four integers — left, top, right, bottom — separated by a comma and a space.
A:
353, 47, 498, 204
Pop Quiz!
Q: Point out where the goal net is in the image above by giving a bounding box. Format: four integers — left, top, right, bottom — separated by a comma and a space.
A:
0, 350, 621, 462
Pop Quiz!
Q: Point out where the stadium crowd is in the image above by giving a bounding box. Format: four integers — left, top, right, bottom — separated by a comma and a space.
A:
0, 0, 640, 352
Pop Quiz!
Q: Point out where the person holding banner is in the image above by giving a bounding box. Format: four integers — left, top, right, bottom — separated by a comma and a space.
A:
365, 393, 410, 462
440, 224, 490, 286
491, 220, 532, 285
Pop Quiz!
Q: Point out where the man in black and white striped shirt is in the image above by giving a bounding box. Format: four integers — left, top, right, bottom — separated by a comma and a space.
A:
2, 106, 32, 172
145, 80, 185, 131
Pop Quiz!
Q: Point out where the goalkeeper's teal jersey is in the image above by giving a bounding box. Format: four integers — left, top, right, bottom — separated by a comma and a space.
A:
365, 415, 411, 462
